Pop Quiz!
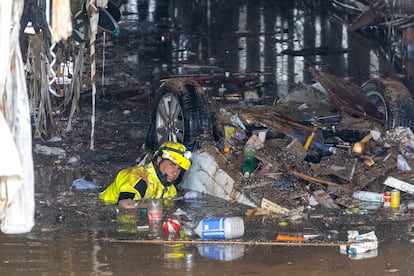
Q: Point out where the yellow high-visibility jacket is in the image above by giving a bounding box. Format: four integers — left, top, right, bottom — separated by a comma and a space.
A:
99, 162, 177, 204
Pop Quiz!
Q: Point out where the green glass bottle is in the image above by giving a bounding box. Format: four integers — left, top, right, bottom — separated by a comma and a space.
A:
242, 147, 257, 176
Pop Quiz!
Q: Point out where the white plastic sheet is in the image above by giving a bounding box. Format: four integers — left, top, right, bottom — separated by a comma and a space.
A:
51, 0, 73, 43
0, 0, 35, 234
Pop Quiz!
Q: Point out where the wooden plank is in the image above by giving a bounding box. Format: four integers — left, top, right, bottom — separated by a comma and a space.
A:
289, 170, 340, 187
260, 198, 291, 215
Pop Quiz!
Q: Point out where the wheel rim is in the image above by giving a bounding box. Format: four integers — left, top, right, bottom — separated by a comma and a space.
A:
365, 90, 389, 123
155, 92, 185, 145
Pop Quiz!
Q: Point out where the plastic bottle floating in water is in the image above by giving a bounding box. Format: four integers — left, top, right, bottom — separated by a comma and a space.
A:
194, 217, 245, 239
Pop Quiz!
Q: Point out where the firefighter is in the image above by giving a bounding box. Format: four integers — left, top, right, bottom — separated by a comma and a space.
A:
99, 141, 192, 205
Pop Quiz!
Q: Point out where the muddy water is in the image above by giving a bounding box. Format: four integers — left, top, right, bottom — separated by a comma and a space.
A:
2, 0, 414, 275
2, 175, 414, 276
1, 214, 414, 275
0, 160, 412, 275
0, 238, 413, 275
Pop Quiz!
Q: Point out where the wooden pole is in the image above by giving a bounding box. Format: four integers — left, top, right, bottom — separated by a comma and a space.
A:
107, 238, 343, 247
289, 170, 340, 187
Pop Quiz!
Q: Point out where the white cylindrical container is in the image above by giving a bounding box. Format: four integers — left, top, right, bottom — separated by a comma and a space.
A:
352, 191, 384, 202
194, 217, 245, 239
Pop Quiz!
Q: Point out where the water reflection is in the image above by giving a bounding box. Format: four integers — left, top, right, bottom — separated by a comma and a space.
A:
197, 244, 245, 261
117, 0, 393, 98
116, 212, 141, 234
162, 243, 193, 270
2, 237, 414, 274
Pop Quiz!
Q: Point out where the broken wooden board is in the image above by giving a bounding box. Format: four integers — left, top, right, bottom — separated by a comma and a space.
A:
285, 138, 308, 160
261, 198, 291, 215
260, 198, 290, 215
321, 158, 358, 182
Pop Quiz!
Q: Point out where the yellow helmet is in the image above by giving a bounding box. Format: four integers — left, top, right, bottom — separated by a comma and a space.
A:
156, 142, 192, 171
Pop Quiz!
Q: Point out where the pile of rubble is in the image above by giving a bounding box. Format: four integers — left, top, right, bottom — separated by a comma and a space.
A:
183, 69, 414, 226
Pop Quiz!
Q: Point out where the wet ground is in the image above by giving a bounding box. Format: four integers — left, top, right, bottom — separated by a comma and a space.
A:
2, 0, 414, 275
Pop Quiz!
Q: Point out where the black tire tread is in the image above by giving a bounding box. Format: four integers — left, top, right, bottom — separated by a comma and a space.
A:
145, 78, 212, 151
362, 78, 414, 129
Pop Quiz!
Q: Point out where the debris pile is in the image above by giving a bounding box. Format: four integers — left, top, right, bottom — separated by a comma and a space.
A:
191, 67, 414, 228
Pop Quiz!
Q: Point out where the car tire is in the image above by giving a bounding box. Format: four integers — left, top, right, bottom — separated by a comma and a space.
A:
362, 78, 414, 129
145, 78, 213, 151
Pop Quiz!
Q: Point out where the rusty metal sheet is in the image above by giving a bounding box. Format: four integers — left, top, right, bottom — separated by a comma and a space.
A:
308, 65, 385, 124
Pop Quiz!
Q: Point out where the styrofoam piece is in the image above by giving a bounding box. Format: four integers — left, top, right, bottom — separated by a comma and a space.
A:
181, 151, 257, 207
383, 176, 414, 194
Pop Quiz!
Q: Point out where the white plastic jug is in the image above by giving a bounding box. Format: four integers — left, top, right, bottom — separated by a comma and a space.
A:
194, 217, 245, 239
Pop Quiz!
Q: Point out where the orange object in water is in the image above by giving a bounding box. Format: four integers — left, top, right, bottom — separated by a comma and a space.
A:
276, 234, 305, 241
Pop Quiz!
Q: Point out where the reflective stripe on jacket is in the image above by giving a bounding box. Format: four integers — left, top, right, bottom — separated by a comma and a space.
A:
99, 162, 177, 204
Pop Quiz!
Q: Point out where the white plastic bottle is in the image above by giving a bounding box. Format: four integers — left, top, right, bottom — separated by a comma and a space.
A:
348, 240, 378, 255
194, 217, 245, 239
352, 191, 384, 202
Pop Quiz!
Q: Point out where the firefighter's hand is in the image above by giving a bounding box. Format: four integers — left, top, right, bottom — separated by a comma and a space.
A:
118, 199, 139, 209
